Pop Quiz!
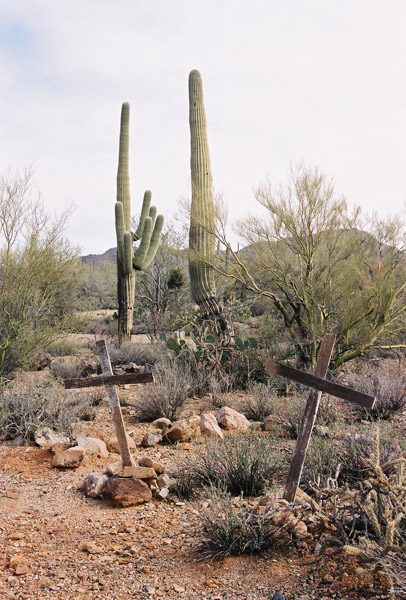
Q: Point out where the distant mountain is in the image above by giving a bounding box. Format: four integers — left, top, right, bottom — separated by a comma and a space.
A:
81, 247, 116, 264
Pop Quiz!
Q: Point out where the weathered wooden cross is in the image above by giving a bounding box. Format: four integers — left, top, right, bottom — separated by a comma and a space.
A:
265, 333, 376, 502
64, 340, 154, 468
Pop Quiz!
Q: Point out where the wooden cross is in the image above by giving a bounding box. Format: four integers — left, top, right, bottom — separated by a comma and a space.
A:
265, 334, 376, 502
64, 340, 154, 468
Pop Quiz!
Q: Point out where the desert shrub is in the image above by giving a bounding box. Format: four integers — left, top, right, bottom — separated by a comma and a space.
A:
238, 382, 277, 421
47, 338, 81, 357
198, 488, 274, 560
345, 361, 406, 420
175, 432, 285, 499
107, 341, 164, 367
0, 375, 100, 441
49, 357, 87, 380
133, 361, 195, 421
301, 423, 403, 494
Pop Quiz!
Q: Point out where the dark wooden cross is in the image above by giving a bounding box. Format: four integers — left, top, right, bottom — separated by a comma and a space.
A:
64, 340, 154, 468
265, 333, 376, 502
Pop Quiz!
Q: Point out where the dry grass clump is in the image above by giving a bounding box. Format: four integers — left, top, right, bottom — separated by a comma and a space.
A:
133, 361, 195, 422
345, 359, 406, 420
0, 374, 101, 441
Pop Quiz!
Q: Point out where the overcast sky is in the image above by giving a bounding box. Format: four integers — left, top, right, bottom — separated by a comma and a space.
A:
0, 0, 405, 255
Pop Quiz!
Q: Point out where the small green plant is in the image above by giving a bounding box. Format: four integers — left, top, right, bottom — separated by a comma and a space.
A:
175, 432, 285, 499
198, 488, 274, 560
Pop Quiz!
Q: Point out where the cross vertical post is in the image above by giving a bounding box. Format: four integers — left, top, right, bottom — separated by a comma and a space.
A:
95, 339, 135, 468
283, 334, 336, 502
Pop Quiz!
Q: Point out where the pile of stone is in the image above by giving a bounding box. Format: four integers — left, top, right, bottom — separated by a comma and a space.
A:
82, 456, 176, 507
141, 406, 253, 447
241, 488, 328, 552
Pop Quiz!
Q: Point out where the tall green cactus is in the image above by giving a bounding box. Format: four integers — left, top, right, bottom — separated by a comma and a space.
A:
115, 102, 164, 344
188, 70, 230, 335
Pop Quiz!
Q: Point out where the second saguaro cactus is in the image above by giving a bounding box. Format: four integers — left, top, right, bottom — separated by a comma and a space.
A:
115, 102, 164, 344
188, 70, 229, 334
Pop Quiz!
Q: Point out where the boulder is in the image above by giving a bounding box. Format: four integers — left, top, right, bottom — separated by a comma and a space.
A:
141, 433, 160, 447
52, 446, 91, 468
34, 427, 70, 449
216, 406, 250, 431
151, 417, 172, 430
76, 435, 109, 457
200, 413, 224, 439
102, 477, 152, 507
83, 473, 109, 498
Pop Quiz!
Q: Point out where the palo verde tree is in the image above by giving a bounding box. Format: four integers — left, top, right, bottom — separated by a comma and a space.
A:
213, 164, 406, 369
188, 70, 231, 336
115, 102, 164, 344
0, 168, 84, 376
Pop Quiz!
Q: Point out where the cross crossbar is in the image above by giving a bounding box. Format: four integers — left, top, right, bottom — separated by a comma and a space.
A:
64, 371, 154, 390
265, 359, 376, 409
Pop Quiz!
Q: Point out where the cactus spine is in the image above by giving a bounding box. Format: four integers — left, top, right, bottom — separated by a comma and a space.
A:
188, 70, 230, 334
115, 102, 164, 344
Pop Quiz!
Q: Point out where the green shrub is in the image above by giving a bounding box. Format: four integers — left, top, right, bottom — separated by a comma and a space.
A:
175, 432, 285, 499
198, 488, 274, 560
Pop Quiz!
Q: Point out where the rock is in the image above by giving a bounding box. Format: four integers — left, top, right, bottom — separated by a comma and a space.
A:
162, 416, 201, 444
49, 442, 70, 455
105, 461, 123, 476
82, 473, 109, 498
272, 593, 287, 600
52, 446, 91, 468
14, 564, 29, 576
71, 423, 105, 440
107, 434, 136, 454
118, 466, 157, 479
156, 474, 175, 491
102, 477, 152, 507
34, 427, 70, 449
141, 433, 160, 447
262, 415, 279, 432
156, 487, 170, 500
139, 457, 165, 474
322, 573, 334, 584
6, 491, 19, 499
200, 413, 224, 439
151, 417, 172, 430
76, 435, 109, 457
161, 425, 187, 444
82, 541, 103, 554
216, 406, 251, 431
9, 554, 24, 569
10, 435, 25, 447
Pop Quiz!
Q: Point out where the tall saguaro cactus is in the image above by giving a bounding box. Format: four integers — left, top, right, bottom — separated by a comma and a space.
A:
115, 102, 164, 344
188, 70, 230, 334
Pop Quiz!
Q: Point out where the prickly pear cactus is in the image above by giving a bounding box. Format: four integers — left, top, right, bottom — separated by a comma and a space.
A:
115, 102, 164, 344
188, 70, 231, 335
